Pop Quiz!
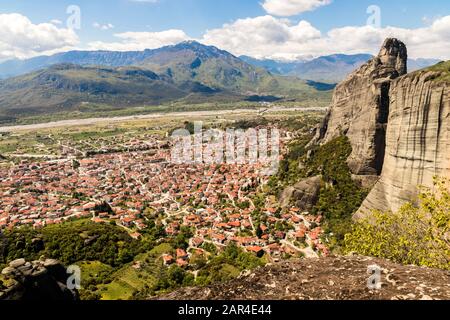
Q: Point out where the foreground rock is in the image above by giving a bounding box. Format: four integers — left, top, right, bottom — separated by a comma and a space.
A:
154, 256, 450, 300
0, 258, 79, 300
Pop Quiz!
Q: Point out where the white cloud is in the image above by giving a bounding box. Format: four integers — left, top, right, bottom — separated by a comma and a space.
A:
0, 13, 79, 61
93, 22, 115, 30
262, 0, 332, 16
199, 15, 450, 60
88, 29, 191, 51
4, 11, 449, 62
50, 19, 63, 25
201, 15, 321, 60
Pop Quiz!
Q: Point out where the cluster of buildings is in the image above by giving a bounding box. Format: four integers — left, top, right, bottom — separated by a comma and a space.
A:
0, 130, 329, 262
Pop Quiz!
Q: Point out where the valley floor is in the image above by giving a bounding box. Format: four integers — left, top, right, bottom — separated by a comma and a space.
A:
155, 255, 450, 300
0, 106, 327, 132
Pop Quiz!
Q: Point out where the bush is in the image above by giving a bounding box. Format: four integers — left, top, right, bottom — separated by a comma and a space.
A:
344, 178, 450, 270
193, 243, 265, 286
0, 220, 142, 267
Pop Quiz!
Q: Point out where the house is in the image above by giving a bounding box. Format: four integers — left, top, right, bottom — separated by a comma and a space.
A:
165, 226, 177, 236
162, 255, 174, 265
294, 230, 305, 239
191, 237, 204, 247
176, 258, 188, 268
176, 249, 188, 260
83, 202, 96, 211
120, 217, 134, 227
92, 217, 105, 224
246, 246, 265, 257
275, 231, 286, 240
130, 232, 142, 240
228, 221, 241, 228
212, 233, 226, 244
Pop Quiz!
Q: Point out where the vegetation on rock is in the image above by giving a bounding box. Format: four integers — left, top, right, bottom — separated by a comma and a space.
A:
345, 178, 450, 270
0, 220, 144, 267
270, 135, 369, 247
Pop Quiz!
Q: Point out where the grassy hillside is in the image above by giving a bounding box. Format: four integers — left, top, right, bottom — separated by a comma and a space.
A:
0, 64, 191, 116
425, 60, 450, 82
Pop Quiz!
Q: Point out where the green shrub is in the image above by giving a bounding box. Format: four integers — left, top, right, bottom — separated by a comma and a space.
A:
193, 243, 264, 286
344, 178, 450, 270
0, 220, 142, 267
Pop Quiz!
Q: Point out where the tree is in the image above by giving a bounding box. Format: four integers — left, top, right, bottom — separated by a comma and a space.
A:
256, 225, 263, 239
168, 265, 186, 287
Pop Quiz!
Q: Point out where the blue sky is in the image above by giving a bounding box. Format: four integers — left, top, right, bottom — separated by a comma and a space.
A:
0, 0, 449, 61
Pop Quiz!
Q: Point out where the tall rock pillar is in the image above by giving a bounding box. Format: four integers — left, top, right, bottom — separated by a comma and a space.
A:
314, 38, 408, 175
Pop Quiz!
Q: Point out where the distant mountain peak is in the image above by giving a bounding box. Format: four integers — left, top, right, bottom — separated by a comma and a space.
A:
169, 41, 235, 59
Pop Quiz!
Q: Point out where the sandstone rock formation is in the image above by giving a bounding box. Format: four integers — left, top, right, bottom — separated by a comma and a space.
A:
154, 255, 450, 300
310, 37, 450, 216
313, 38, 407, 176
0, 258, 79, 300
358, 65, 450, 215
279, 176, 322, 211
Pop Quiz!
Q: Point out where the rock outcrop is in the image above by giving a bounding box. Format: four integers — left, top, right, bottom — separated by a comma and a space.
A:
279, 176, 322, 211
358, 64, 450, 215
313, 38, 407, 175
0, 258, 79, 300
154, 256, 450, 300
311, 37, 450, 216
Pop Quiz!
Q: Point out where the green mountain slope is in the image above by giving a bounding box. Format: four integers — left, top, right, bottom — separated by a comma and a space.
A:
138, 41, 275, 93
0, 42, 334, 123
0, 63, 209, 117
137, 41, 324, 97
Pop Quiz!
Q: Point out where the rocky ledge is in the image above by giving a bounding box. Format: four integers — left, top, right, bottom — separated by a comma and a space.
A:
154, 256, 450, 300
0, 258, 79, 300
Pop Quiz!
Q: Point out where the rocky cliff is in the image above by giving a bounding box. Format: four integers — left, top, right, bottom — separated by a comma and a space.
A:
0, 258, 79, 300
313, 38, 407, 176
358, 62, 450, 215
312, 38, 450, 216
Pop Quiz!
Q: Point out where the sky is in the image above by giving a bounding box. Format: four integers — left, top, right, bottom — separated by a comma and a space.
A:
0, 0, 449, 62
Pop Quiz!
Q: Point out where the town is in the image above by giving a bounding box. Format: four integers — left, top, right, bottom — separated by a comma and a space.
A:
0, 126, 329, 269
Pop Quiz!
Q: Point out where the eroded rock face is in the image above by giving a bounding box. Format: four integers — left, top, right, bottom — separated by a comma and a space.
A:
314, 38, 407, 175
357, 69, 450, 216
280, 176, 322, 211
0, 258, 79, 301
310, 37, 450, 216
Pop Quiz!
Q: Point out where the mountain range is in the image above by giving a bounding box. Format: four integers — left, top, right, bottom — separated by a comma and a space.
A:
0, 42, 440, 83
0, 41, 331, 123
0, 41, 271, 91
240, 54, 441, 83
0, 41, 441, 124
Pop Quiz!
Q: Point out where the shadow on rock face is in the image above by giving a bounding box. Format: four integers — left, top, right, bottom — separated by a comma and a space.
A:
1, 258, 79, 301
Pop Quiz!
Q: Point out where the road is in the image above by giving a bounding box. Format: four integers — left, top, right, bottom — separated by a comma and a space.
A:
0, 107, 328, 132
